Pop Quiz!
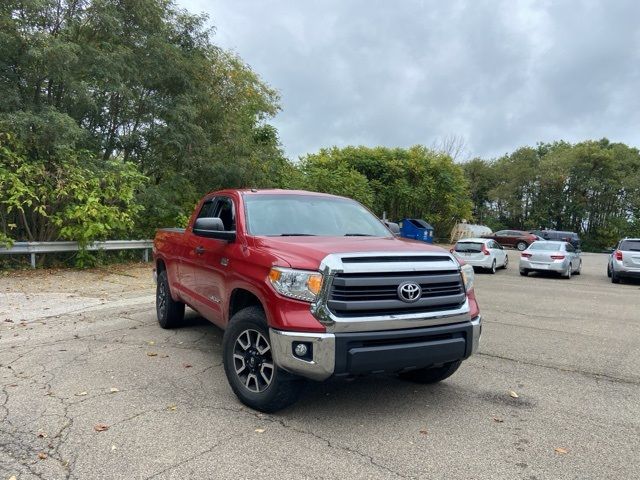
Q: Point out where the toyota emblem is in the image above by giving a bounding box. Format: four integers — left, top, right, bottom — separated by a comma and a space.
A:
397, 282, 422, 303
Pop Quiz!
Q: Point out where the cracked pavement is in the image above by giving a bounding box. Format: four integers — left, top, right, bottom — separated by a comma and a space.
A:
1, 253, 639, 479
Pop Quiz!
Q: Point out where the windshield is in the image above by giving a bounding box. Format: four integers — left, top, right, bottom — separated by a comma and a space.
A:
455, 242, 483, 253
244, 194, 392, 237
620, 240, 640, 251
529, 241, 563, 251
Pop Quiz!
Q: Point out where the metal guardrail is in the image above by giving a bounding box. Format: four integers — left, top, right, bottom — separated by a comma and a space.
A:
0, 240, 153, 268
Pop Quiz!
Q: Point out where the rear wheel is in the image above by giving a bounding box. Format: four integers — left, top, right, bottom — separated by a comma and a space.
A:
516, 241, 528, 251
489, 260, 497, 274
611, 270, 621, 284
156, 270, 185, 329
607, 263, 612, 278
562, 263, 572, 279
520, 269, 529, 276
575, 260, 582, 275
503, 255, 509, 269
222, 306, 304, 412
398, 360, 462, 384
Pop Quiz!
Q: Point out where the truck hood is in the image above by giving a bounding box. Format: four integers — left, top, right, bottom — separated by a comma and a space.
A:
253, 236, 450, 271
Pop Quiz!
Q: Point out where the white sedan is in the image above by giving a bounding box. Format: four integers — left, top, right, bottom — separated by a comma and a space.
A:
451, 237, 508, 273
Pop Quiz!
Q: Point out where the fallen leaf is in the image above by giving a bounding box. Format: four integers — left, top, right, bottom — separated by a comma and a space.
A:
419, 429, 428, 435
554, 447, 569, 455
9, 476, 17, 480
255, 428, 266, 433
146, 352, 158, 357
75, 391, 88, 396
94, 423, 110, 432
38, 452, 48, 460
159, 354, 169, 358
147, 341, 155, 345
167, 404, 177, 411
109, 387, 119, 393
37, 432, 47, 438
111, 445, 117, 451
509, 391, 519, 398
492, 417, 504, 423
183, 363, 193, 368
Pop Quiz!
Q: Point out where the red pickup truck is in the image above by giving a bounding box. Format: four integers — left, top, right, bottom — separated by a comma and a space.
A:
153, 189, 481, 412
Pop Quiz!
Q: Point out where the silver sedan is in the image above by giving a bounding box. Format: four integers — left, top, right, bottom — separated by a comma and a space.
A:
519, 241, 582, 279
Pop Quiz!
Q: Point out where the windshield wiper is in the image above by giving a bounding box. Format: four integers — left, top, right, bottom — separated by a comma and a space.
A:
344, 233, 376, 236
279, 233, 316, 236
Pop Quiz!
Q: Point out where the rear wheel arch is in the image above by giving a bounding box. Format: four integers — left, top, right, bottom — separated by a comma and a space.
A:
156, 258, 166, 275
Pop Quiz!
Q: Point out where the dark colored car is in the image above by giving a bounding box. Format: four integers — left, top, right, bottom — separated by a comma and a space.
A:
529, 230, 581, 250
482, 230, 539, 251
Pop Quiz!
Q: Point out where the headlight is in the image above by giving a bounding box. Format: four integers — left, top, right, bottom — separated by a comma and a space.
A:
268, 267, 323, 302
460, 264, 475, 292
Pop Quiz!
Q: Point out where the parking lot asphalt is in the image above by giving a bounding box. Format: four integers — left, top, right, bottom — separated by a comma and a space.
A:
1, 252, 639, 480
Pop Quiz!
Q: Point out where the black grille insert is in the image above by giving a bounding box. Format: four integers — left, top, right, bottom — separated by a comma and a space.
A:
328, 269, 465, 316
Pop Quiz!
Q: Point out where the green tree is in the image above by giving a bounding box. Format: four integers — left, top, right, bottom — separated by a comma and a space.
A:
0, 0, 287, 242
298, 146, 472, 236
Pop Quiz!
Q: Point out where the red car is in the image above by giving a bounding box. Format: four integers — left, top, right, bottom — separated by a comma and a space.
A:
153, 189, 482, 411
482, 229, 539, 251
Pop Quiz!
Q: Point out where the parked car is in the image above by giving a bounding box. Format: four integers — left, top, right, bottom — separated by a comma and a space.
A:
483, 230, 539, 251
607, 238, 640, 283
529, 229, 581, 250
519, 241, 582, 278
451, 238, 508, 273
153, 189, 482, 412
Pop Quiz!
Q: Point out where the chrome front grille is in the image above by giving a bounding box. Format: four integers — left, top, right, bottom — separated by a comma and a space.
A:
327, 270, 465, 317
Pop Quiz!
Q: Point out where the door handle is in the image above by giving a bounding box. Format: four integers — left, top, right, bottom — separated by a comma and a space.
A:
195, 246, 205, 255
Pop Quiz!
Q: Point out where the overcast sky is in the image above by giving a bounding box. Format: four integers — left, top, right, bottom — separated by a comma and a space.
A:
179, 0, 640, 161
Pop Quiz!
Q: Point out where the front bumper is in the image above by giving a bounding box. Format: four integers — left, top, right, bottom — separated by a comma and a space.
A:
270, 316, 482, 381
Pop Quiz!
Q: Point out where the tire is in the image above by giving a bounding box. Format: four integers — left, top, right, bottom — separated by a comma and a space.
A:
516, 241, 528, 251
562, 263, 572, 279
223, 306, 304, 413
611, 270, 621, 284
489, 260, 497, 274
607, 264, 612, 278
520, 269, 528, 277
503, 255, 509, 269
399, 360, 462, 384
156, 270, 185, 329
575, 260, 582, 275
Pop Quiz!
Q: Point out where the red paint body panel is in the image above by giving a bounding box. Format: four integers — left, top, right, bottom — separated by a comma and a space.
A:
153, 189, 480, 334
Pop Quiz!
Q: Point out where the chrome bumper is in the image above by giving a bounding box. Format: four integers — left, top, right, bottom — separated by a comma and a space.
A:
270, 315, 482, 382
269, 329, 336, 381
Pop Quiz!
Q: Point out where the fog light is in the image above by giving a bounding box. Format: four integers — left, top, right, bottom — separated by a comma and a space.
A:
294, 343, 308, 357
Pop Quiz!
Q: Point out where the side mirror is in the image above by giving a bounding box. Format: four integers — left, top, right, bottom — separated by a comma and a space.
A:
193, 217, 236, 242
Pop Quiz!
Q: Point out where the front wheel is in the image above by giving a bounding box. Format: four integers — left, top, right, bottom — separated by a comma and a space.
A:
516, 241, 528, 251
223, 306, 304, 412
399, 361, 462, 384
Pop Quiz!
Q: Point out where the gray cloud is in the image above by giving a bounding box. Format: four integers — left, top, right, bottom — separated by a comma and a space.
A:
181, 0, 640, 160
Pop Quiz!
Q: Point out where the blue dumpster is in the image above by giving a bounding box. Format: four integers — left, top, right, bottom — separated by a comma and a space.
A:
399, 218, 434, 244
